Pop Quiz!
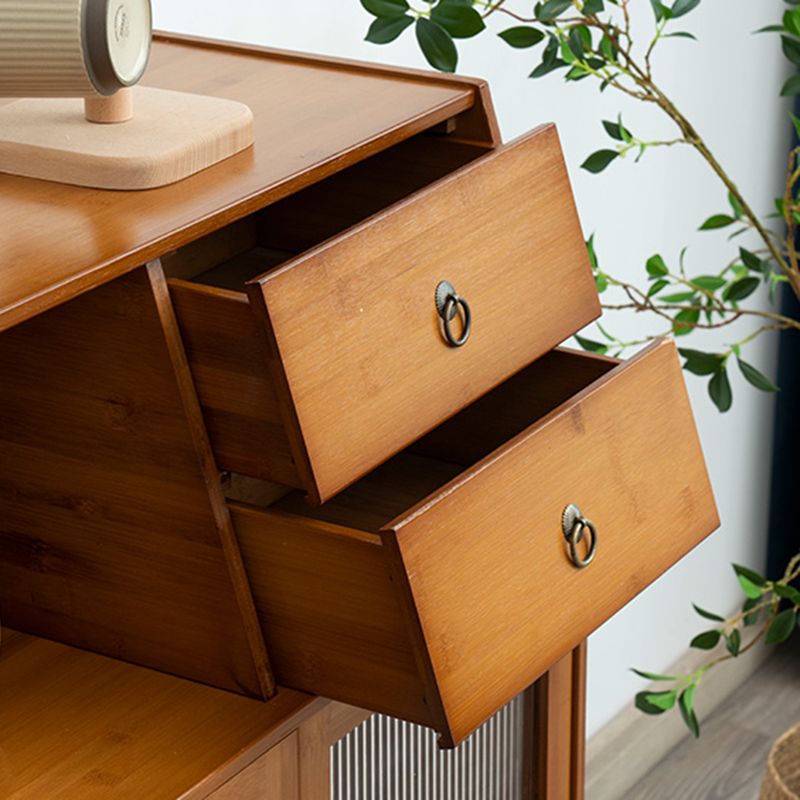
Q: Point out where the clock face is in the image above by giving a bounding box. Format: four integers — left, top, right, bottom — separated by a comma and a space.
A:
105, 0, 151, 85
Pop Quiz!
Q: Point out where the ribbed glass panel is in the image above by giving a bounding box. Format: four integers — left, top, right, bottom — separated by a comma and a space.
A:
332, 696, 524, 800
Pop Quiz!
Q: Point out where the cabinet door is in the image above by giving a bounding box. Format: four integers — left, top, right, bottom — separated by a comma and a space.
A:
209, 732, 299, 800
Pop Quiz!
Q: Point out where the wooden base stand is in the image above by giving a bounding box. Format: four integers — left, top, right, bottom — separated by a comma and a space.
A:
0, 87, 254, 190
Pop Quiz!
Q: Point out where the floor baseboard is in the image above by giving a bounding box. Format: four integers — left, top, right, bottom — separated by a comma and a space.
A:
586, 636, 772, 800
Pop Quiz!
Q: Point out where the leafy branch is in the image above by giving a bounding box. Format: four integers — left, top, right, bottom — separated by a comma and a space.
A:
360, 0, 800, 739
633, 556, 800, 737
360, 0, 800, 411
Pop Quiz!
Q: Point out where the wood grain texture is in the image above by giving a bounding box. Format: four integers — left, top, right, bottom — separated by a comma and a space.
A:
207, 732, 299, 800
534, 648, 583, 800
0, 267, 267, 696
0, 88, 254, 190
226, 343, 716, 745
571, 642, 588, 800
147, 263, 275, 699
169, 134, 488, 489
296, 702, 372, 799
169, 279, 302, 487
251, 123, 600, 502
380, 339, 718, 745
231, 502, 434, 728
0, 630, 320, 800
0, 33, 493, 332
255, 136, 489, 254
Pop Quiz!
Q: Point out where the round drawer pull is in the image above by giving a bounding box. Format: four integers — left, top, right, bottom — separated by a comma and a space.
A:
561, 504, 598, 569
435, 280, 471, 348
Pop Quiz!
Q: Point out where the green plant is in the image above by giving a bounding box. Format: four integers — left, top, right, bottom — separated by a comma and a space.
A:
359, 0, 800, 737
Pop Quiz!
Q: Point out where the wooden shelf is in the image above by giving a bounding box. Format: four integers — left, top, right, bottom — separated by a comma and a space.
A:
0, 32, 497, 333
0, 630, 322, 800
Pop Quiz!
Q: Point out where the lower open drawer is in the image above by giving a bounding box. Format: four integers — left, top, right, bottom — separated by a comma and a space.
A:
230, 340, 719, 747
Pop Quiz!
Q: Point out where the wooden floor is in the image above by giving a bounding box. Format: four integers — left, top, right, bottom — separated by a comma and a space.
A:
627, 640, 800, 799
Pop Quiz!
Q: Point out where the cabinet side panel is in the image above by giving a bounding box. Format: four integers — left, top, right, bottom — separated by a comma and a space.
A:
0, 268, 264, 695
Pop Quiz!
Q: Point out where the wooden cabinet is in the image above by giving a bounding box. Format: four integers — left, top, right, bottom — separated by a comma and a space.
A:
225, 340, 717, 747
169, 124, 600, 503
0, 30, 718, 798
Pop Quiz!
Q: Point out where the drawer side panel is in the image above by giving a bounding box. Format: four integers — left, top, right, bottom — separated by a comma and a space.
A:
231, 502, 436, 728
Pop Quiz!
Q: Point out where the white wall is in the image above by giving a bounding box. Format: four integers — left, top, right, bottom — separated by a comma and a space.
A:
154, 0, 790, 738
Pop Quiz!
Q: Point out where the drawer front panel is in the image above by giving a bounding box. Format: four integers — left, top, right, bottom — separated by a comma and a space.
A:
251, 124, 600, 502
381, 340, 719, 746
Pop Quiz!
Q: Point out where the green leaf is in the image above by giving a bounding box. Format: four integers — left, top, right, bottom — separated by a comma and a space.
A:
366, 14, 414, 43
679, 685, 700, 738
646, 254, 669, 277
529, 36, 567, 77
766, 609, 798, 645
671, 0, 701, 18
680, 349, 723, 376
361, 0, 409, 17
595, 273, 608, 293
781, 74, 800, 97
648, 279, 669, 297
735, 574, 764, 600
791, 113, 800, 140
583, 0, 604, 14
649, 0, 667, 22
431, 1, 485, 38
737, 359, 779, 392
739, 247, 765, 272
784, 8, 800, 37
774, 584, 800, 605
725, 628, 741, 657
723, 276, 759, 302
574, 334, 608, 354
699, 214, 735, 230
415, 18, 457, 72
665, 30, 697, 40
631, 668, 677, 681
498, 26, 544, 47
536, 0, 572, 20
690, 629, 721, 650
672, 307, 700, 336
602, 118, 632, 142
692, 603, 724, 622
733, 564, 767, 587
743, 597, 761, 627
586, 234, 599, 270
691, 275, 726, 292
635, 690, 677, 715
661, 291, 699, 303
581, 149, 618, 174
727, 191, 744, 218
708, 367, 732, 412
783, 35, 800, 65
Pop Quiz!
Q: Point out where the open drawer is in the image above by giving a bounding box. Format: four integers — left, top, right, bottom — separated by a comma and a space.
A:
229, 340, 719, 747
168, 123, 600, 503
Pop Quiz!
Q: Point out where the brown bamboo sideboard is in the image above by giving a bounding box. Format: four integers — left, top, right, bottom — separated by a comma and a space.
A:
0, 32, 719, 799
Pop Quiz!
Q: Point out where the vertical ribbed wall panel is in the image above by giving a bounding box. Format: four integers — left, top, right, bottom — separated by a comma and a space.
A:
332, 696, 524, 800
0, 0, 93, 96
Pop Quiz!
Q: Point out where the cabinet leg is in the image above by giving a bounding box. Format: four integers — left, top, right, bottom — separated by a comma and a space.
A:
526, 641, 587, 800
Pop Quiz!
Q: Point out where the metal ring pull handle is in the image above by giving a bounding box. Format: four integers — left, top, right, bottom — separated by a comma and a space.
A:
561, 504, 598, 569
435, 280, 471, 348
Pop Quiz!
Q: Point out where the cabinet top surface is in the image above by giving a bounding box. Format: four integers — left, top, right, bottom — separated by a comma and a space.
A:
0, 630, 319, 800
0, 33, 483, 332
